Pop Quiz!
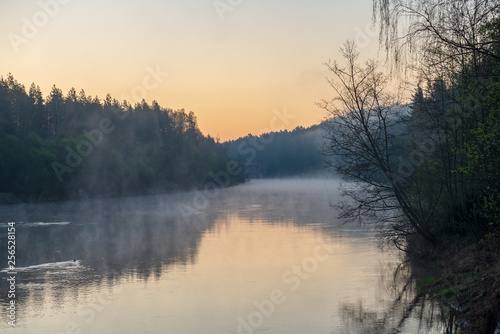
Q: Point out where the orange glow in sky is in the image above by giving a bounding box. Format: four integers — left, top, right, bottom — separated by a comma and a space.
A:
1, 0, 379, 141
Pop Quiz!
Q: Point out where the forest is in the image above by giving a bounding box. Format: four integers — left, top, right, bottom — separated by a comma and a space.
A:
225, 124, 326, 178
318, 1, 500, 332
0, 74, 243, 202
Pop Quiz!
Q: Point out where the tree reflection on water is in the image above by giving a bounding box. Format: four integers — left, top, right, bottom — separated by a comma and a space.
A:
338, 262, 457, 334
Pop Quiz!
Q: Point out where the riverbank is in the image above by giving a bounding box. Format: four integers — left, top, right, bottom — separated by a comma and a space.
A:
416, 238, 500, 333
0, 177, 245, 206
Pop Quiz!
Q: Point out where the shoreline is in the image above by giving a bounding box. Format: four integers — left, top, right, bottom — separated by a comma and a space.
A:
414, 239, 500, 333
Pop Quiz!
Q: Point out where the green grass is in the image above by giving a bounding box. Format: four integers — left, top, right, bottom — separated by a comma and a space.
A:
417, 276, 438, 289
436, 288, 455, 299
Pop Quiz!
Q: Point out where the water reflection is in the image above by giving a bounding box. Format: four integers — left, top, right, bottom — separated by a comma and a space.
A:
0, 193, 217, 322
339, 262, 456, 333
0, 179, 452, 333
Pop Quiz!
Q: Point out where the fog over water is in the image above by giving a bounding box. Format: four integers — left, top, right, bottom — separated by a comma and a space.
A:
0, 179, 450, 333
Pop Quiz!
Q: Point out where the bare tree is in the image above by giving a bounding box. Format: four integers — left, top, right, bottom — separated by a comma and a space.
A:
372, 0, 500, 73
318, 41, 439, 246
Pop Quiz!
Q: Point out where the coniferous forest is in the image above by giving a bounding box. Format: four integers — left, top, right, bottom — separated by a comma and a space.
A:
0, 74, 242, 202
225, 124, 326, 178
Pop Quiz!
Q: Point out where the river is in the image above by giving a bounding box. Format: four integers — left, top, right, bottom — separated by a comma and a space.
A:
0, 179, 450, 333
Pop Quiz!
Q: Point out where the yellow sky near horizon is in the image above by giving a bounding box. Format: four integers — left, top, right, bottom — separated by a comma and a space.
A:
1, 0, 380, 141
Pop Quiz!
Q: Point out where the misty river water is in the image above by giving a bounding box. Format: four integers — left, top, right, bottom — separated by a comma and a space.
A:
0, 179, 451, 334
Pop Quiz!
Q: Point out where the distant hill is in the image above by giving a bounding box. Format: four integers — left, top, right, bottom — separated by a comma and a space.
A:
225, 123, 328, 178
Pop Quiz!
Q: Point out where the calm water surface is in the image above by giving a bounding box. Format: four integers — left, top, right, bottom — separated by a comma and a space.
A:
0, 179, 450, 333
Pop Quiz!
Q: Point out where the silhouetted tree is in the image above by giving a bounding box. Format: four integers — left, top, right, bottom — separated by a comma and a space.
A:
318, 41, 438, 245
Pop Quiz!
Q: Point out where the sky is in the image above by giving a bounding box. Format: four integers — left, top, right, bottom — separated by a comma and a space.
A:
1, 0, 380, 141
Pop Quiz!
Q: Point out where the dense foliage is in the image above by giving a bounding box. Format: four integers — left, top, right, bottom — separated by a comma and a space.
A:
0, 74, 242, 202
403, 7, 500, 242
225, 125, 326, 178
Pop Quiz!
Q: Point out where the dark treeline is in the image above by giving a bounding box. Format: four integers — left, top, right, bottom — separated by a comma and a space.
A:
321, 1, 499, 331
225, 124, 326, 178
0, 74, 242, 202
390, 2, 500, 246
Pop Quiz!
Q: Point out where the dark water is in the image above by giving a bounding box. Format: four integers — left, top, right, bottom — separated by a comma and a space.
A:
0, 179, 451, 333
